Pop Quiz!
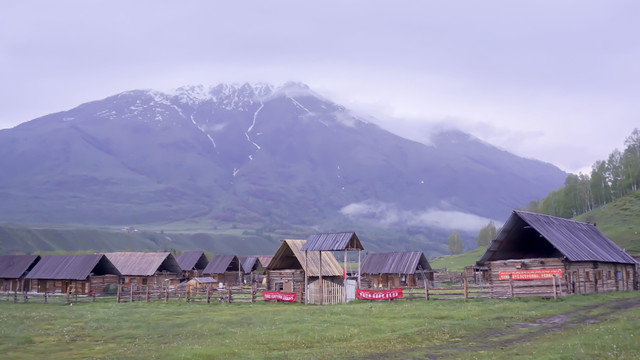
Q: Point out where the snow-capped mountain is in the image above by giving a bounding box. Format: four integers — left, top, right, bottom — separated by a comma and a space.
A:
0, 82, 566, 245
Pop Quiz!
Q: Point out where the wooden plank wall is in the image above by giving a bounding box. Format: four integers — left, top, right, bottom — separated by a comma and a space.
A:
487, 258, 637, 298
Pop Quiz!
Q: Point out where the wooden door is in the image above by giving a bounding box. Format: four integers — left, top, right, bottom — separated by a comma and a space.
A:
284, 281, 293, 293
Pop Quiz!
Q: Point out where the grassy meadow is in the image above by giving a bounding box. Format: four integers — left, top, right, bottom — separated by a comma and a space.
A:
1, 292, 639, 359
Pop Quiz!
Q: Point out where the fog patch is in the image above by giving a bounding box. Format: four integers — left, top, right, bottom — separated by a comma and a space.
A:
340, 200, 496, 232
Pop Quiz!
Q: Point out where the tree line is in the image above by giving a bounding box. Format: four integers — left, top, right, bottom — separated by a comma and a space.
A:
523, 128, 640, 219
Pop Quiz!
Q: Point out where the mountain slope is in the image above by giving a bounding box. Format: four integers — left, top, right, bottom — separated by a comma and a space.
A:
0, 82, 566, 246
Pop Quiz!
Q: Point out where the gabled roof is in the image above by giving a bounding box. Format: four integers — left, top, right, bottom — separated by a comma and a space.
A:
103, 252, 182, 276
0, 255, 41, 279
238, 256, 264, 274
361, 252, 432, 275
478, 211, 637, 264
257, 255, 273, 269
267, 239, 342, 277
202, 255, 241, 275
302, 232, 364, 251
25, 254, 119, 280
175, 251, 209, 271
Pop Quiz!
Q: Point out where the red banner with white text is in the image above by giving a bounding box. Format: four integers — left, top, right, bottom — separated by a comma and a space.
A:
262, 291, 297, 302
356, 288, 403, 300
499, 268, 563, 281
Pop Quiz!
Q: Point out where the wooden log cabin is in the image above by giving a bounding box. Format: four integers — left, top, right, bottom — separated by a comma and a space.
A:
202, 255, 243, 286
361, 251, 433, 288
24, 254, 120, 294
238, 255, 267, 284
103, 252, 182, 287
175, 251, 209, 279
477, 210, 638, 298
266, 239, 343, 304
0, 255, 41, 292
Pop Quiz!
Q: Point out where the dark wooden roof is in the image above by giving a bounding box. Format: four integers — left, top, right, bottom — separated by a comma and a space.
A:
267, 239, 342, 277
189, 277, 217, 284
361, 252, 432, 275
478, 211, 637, 264
175, 251, 209, 271
301, 232, 364, 251
202, 255, 241, 275
104, 252, 182, 276
238, 256, 265, 274
25, 254, 120, 280
0, 255, 41, 279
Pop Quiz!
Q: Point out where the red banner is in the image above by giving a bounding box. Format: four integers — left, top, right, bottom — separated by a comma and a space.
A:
262, 291, 297, 302
356, 288, 403, 300
499, 268, 563, 281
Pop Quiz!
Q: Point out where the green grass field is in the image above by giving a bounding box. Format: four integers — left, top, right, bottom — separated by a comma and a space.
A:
1, 292, 639, 359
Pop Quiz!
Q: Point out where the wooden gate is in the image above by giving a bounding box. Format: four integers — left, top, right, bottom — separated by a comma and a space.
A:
307, 278, 344, 305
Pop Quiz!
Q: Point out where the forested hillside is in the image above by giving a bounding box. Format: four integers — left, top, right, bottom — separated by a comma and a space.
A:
525, 129, 640, 218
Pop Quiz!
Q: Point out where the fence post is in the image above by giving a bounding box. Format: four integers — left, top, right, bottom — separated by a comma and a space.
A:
117, 285, 121, 303
424, 278, 429, 301
44, 292, 48, 304
227, 286, 232, 304
251, 283, 256, 303
66, 288, 70, 305
552, 275, 557, 300
164, 288, 169, 303
509, 274, 514, 298
462, 278, 468, 299
206, 286, 211, 304
146, 286, 150, 303
130, 285, 134, 303
186, 287, 190, 303
14, 288, 17, 303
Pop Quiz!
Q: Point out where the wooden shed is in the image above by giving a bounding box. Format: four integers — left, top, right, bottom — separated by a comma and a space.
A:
477, 210, 638, 298
361, 251, 433, 289
202, 255, 243, 286
103, 252, 182, 287
0, 255, 41, 292
185, 277, 217, 292
24, 254, 120, 294
266, 239, 343, 304
175, 251, 209, 278
238, 255, 267, 284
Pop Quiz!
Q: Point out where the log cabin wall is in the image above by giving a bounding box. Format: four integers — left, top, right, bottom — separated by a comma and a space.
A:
487, 258, 637, 298
266, 269, 305, 293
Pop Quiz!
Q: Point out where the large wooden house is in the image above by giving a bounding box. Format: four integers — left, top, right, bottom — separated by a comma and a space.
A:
0, 255, 41, 292
266, 239, 343, 304
24, 254, 120, 294
175, 251, 209, 278
238, 255, 267, 284
103, 252, 182, 287
477, 211, 638, 298
361, 251, 433, 288
202, 255, 243, 286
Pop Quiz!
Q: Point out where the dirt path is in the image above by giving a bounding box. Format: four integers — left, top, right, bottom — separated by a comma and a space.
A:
368, 296, 640, 360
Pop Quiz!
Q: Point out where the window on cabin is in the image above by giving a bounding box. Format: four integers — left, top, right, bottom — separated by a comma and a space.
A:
142, 278, 147, 285
276, 282, 284, 291
131, 278, 137, 285
119, 278, 125, 285
608, 271, 612, 280
597, 271, 602, 280
400, 275, 407, 285
585, 272, 590, 281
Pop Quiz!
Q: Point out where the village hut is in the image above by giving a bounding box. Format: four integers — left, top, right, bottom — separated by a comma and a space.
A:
266, 239, 343, 304
0, 255, 41, 292
238, 255, 267, 284
103, 252, 182, 287
24, 254, 120, 294
185, 277, 217, 292
301, 232, 365, 304
361, 251, 433, 289
477, 210, 638, 298
201, 255, 243, 286
175, 251, 209, 278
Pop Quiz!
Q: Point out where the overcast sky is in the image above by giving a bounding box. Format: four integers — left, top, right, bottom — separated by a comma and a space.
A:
2, 1, 639, 174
